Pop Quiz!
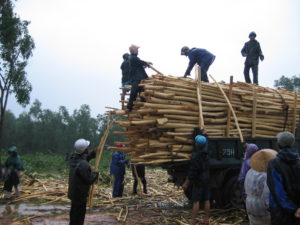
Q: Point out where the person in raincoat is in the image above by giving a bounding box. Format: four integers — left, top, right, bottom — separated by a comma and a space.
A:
3, 146, 24, 199
238, 143, 259, 201
110, 144, 128, 197
68, 138, 99, 225
267, 132, 300, 225
182, 128, 210, 225
245, 149, 277, 225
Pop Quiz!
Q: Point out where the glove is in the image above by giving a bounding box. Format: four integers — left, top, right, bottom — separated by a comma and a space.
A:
260, 55, 264, 61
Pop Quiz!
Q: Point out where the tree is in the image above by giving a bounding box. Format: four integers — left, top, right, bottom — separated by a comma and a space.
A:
274, 75, 300, 91
0, 0, 35, 142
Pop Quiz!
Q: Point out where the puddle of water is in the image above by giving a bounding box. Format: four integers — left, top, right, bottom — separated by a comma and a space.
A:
0, 204, 69, 216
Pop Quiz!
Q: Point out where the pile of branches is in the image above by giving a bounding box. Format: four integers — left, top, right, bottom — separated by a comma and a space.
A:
110, 74, 300, 165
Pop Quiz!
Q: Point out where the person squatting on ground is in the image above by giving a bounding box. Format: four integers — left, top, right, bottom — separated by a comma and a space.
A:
181, 46, 215, 82
182, 128, 210, 225
127, 44, 152, 111
110, 144, 128, 198
238, 143, 259, 202
67, 138, 99, 225
241, 31, 264, 85
2, 146, 24, 199
131, 164, 147, 194
120, 53, 131, 101
267, 131, 300, 225
244, 149, 277, 225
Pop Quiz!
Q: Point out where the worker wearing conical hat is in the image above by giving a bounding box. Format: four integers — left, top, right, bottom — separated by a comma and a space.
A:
244, 149, 277, 225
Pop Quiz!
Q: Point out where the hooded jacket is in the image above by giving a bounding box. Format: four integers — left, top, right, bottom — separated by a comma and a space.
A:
67, 150, 98, 202
267, 148, 300, 210
267, 148, 300, 225
238, 144, 259, 183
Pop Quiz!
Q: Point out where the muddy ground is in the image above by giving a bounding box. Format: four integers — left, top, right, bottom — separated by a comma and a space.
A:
0, 169, 248, 225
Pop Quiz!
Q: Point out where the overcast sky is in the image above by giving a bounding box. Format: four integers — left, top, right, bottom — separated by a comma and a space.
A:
7, 0, 300, 117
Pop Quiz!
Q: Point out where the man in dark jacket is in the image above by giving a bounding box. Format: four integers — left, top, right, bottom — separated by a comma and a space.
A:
182, 128, 210, 225
68, 138, 99, 225
127, 44, 151, 111
241, 32, 264, 85
267, 131, 300, 225
110, 144, 127, 197
131, 164, 147, 194
121, 53, 131, 101
3, 146, 24, 199
181, 46, 215, 82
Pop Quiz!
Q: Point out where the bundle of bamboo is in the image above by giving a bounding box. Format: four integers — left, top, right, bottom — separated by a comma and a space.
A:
110, 71, 300, 165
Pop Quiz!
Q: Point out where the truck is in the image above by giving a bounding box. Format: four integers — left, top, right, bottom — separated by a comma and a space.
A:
162, 130, 300, 207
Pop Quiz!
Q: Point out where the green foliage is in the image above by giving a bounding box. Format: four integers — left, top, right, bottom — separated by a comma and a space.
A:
0, 150, 113, 179
21, 152, 68, 175
274, 75, 300, 91
0, 0, 35, 142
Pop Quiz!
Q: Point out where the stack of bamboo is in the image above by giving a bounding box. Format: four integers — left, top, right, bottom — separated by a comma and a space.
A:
109, 72, 300, 165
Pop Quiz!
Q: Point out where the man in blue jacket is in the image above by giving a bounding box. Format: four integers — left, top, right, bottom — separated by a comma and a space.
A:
110, 144, 127, 197
267, 131, 300, 225
181, 46, 215, 82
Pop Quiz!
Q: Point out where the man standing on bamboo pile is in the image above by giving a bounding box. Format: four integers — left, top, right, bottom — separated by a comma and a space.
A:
127, 44, 152, 111
181, 46, 215, 82
182, 129, 210, 225
120, 53, 131, 102
131, 164, 147, 194
68, 138, 99, 225
110, 144, 128, 197
267, 132, 300, 225
241, 32, 264, 85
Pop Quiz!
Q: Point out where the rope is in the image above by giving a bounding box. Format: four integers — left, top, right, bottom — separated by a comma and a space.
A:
275, 90, 289, 131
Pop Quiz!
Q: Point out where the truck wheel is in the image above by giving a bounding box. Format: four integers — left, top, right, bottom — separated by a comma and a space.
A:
223, 176, 244, 208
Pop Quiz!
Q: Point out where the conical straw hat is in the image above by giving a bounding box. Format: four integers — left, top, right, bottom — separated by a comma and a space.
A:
250, 149, 278, 172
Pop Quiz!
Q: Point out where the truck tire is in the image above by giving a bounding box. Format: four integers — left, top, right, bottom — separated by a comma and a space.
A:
223, 176, 244, 208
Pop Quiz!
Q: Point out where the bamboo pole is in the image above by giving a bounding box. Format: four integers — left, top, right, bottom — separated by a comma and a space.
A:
196, 66, 204, 129
252, 85, 258, 138
209, 74, 244, 143
292, 91, 298, 135
148, 65, 165, 76
88, 118, 113, 208
226, 76, 233, 137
